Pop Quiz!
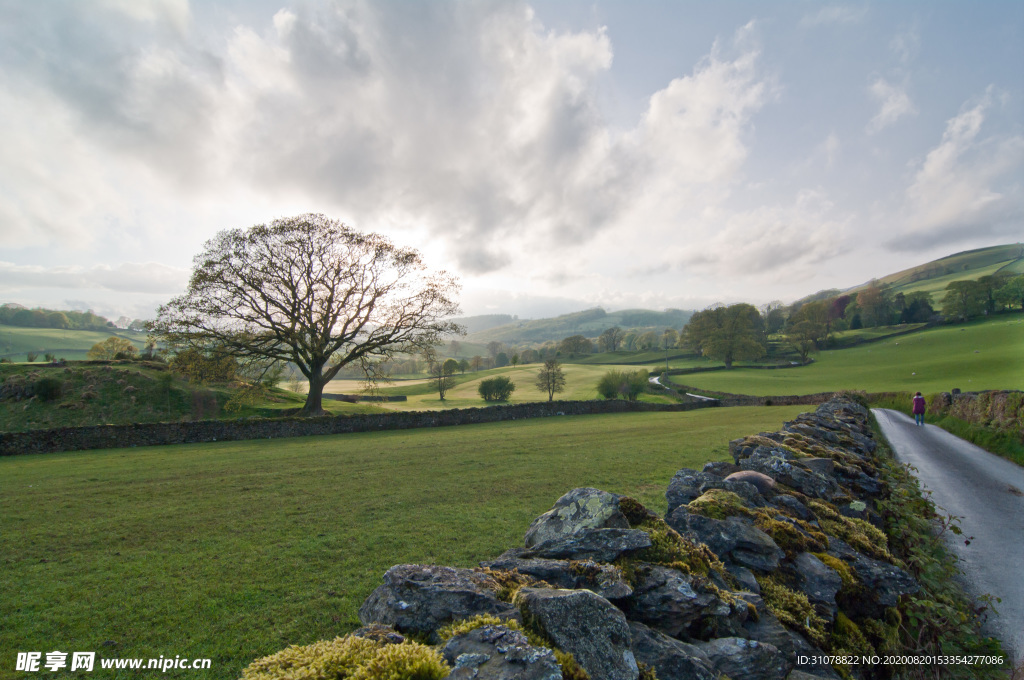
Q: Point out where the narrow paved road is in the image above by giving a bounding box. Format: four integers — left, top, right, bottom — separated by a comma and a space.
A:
873, 409, 1024, 665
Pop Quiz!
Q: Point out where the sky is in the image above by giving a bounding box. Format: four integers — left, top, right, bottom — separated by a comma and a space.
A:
1, 0, 1022, 322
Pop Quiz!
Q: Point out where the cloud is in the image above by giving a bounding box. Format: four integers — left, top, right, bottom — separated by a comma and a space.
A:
0, 261, 189, 294
890, 91, 1024, 249
800, 6, 868, 27
683, 189, 848, 278
867, 77, 915, 133
0, 2, 772, 286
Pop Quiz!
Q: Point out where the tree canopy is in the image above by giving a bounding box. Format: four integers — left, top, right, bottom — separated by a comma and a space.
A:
153, 214, 461, 415
534, 359, 566, 402
683, 303, 766, 368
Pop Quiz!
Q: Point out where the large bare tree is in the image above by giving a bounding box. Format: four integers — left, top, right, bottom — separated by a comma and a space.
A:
153, 214, 462, 415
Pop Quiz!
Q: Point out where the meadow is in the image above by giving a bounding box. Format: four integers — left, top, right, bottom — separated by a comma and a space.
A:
0, 327, 148, 363
670, 316, 1024, 397
0, 404, 807, 679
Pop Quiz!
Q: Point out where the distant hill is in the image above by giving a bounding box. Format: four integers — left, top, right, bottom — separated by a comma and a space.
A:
847, 243, 1024, 303
449, 314, 517, 335
463, 307, 693, 345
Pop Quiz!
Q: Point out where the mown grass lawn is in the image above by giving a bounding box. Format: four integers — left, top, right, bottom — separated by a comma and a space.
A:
1, 405, 807, 679
672, 315, 1024, 397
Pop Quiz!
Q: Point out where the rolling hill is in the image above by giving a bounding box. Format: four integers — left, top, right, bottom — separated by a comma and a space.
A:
846, 243, 1023, 305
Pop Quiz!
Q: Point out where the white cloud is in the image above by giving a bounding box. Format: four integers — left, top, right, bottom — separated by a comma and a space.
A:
867, 77, 915, 133
893, 91, 1024, 248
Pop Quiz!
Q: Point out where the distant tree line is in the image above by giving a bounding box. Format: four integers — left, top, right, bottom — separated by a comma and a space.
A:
0, 303, 150, 331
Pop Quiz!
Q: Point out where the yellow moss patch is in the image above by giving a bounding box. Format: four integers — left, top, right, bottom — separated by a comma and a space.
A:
687, 490, 753, 520
239, 635, 449, 680
812, 552, 858, 587
753, 514, 827, 556
739, 435, 809, 458
755, 574, 828, 647
437, 614, 506, 641
474, 567, 550, 603
617, 497, 728, 579
809, 500, 891, 561
830, 612, 874, 658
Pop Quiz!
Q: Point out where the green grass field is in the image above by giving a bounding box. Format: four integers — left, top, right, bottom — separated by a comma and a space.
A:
0, 327, 148, 362
670, 316, 1024, 397
0, 405, 808, 679
330, 363, 673, 411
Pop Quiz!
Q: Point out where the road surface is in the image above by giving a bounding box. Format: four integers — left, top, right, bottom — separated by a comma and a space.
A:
873, 408, 1024, 666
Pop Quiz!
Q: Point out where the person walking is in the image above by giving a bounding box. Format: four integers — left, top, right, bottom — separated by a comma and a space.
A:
912, 391, 926, 426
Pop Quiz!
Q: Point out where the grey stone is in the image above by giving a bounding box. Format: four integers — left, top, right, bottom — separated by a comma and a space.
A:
525, 488, 629, 548
522, 528, 652, 563
785, 553, 843, 621
358, 565, 519, 642
696, 637, 789, 680
702, 460, 741, 477
516, 587, 639, 680
826, 538, 919, 618
740, 450, 839, 500
442, 625, 562, 680
773, 494, 814, 521
738, 595, 797, 662
794, 457, 835, 478
667, 511, 784, 573
726, 564, 760, 594
620, 565, 735, 639
482, 549, 633, 599
628, 621, 716, 680
666, 469, 724, 514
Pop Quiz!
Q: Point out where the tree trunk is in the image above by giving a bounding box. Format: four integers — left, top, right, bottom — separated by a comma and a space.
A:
301, 374, 328, 416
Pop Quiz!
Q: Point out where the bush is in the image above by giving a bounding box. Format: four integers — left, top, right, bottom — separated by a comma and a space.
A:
596, 369, 648, 401
26, 352, 37, 362
44, 353, 55, 362
478, 376, 516, 401
87, 336, 138, 361
34, 377, 63, 402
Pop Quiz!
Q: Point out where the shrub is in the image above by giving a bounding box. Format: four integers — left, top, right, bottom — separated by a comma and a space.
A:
478, 376, 516, 401
44, 353, 55, 362
87, 336, 138, 361
34, 377, 63, 402
26, 352, 37, 362
596, 369, 648, 401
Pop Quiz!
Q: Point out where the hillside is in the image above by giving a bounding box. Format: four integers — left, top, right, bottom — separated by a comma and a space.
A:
462, 307, 693, 345
848, 243, 1023, 303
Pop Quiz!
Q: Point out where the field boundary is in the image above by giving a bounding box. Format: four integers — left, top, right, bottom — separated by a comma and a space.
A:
0, 393, 834, 456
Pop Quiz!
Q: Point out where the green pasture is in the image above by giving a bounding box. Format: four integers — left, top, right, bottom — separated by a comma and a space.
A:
0, 404, 808, 679
890, 260, 1011, 306
0, 327, 147, 362
361, 363, 676, 410
671, 316, 1024, 397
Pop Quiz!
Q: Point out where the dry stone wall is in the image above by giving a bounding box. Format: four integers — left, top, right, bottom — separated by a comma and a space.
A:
350, 396, 920, 680
0, 395, 833, 456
